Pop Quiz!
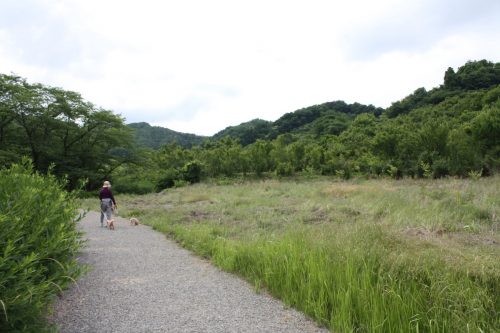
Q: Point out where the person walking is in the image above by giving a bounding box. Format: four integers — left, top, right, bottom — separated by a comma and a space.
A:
99, 180, 117, 228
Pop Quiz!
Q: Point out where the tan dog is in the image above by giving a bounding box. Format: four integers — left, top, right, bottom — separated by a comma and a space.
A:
130, 217, 140, 226
107, 219, 115, 230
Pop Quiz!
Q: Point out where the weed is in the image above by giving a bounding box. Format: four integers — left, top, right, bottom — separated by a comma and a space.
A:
468, 169, 483, 180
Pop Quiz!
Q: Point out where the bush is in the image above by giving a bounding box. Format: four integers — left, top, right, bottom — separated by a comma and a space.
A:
432, 158, 450, 178
112, 179, 155, 194
275, 162, 294, 177
386, 164, 399, 179
468, 169, 483, 180
0, 160, 83, 332
419, 161, 433, 179
156, 168, 181, 191
182, 161, 203, 184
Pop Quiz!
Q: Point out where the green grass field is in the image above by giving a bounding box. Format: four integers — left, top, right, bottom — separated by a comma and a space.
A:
85, 176, 500, 332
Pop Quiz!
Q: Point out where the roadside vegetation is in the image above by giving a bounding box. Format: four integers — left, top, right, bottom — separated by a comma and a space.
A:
108, 176, 500, 332
0, 160, 84, 332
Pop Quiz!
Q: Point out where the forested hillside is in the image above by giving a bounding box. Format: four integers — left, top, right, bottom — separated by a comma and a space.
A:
213, 118, 274, 145
1, 60, 499, 193
121, 59, 498, 192
133, 100, 383, 148
386, 59, 500, 117
128, 60, 499, 150
273, 101, 383, 137
212, 101, 383, 146
128, 122, 206, 149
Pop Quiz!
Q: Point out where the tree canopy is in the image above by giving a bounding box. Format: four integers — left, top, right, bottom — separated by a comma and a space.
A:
0, 74, 134, 189
128, 122, 206, 149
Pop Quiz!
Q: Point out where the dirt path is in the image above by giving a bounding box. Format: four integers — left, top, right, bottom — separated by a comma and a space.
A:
50, 211, 328, 333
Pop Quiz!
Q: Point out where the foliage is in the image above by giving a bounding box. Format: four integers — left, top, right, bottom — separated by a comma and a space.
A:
444, 59, 500, 90
182, 160, 203, 184
128, 122, 206, 149
133, 79, 498, 183
110, 148, 159, 194
112, 178, 156, 194
198, 137, 245, 177
387, 60, 500, 118
468, 169, 483, 181
0, 160, 83, 332
213, 119, 274, 146
209, 101, 382, 146
274, 100, 382, 136
156, 168, 181, 191
275, 162, 294, 177
0, 73, 134, 190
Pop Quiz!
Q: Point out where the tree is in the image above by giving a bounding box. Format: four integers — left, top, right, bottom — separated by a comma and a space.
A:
246, 139, 273, 175
213, 119, 274, 146
470, 106, 500, 173
444, 67, 459, 89
454, 60, 500, 90
446, 127, 481, 176
0, 73, 134, 189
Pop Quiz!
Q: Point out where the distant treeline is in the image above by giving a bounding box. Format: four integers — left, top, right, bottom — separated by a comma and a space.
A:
128, 122, 206, 149
1, 60, 499, 192
118, 60, 500, 193
128, 101, 382, 148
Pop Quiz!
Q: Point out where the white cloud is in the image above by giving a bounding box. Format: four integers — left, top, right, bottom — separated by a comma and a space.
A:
1, 0, 500, 135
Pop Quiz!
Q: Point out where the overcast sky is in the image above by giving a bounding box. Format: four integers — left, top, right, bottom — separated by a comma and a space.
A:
1, 0, 500, 135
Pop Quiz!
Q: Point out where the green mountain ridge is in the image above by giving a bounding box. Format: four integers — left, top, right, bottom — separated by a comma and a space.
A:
130, 59, 500, 150
127, 122, 206, 149
131, 101, 384, 148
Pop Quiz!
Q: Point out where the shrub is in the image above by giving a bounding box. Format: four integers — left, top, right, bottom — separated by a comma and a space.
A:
0, 160, 83, 332
468, 168, 483, 180
156, 168, 181, 191
275, 162, 294, 177
432, 158, 450, 178
182, 161, 203, 184
386, 164, 399, 179
113, 179, 155, 194
419, 161, 433, 179
174, 179, 190, 188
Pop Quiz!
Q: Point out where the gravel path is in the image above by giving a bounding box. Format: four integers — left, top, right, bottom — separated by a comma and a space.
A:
50, 211, 329, 333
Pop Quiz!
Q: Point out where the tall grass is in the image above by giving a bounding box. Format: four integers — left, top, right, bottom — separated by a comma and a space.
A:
0, 161, 84, 332
118, 177, 500, 332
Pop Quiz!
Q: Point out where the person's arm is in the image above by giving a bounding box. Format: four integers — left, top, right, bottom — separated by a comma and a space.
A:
110, 190, 117, 207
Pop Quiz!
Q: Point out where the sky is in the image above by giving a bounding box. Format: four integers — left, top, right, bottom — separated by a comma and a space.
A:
1, 0, 500, 136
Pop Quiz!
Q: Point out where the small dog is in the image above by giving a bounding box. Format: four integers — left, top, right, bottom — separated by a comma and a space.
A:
130, 217, 140, 226
107, 219, 115, 230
